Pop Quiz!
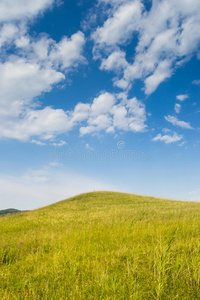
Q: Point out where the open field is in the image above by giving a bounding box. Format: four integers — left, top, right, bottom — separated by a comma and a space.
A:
1, 191, 200, 299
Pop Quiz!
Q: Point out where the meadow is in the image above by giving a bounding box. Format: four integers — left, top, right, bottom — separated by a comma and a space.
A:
1, 191, 200, 299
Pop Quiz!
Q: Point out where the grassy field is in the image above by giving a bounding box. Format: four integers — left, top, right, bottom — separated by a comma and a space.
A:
1, 191, 200, 299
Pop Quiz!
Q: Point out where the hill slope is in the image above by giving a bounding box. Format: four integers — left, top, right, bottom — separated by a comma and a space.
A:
1, 191, 200, 299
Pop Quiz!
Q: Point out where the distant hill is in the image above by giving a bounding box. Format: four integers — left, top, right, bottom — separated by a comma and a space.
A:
0, 208, 24, 216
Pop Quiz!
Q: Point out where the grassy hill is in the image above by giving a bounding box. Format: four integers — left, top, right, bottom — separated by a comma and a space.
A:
1, 191, 200, 299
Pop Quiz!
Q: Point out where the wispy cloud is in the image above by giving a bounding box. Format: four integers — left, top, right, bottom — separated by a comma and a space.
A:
30, 140, 46, 146
192, 79, 200, 85
164, 115, 193, 129
52, 140, 67, 147
152, 132, 183, 144
0, 167, 115, 210
174, 103, 181, 114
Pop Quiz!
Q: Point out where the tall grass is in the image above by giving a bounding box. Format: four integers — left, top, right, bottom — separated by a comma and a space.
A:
1, 192, 200, 299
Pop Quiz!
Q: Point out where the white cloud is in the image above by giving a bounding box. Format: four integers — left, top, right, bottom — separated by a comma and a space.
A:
92, 1, 143, 47
80, 114, 112, 135
100, 50, 128, 72
112, 105, 128, 130
114, 78, 130, 89
15, 36, 30, 48
179, 141, 187, 147
175, 103, 181, 114
72, 92, 116, 136
0, 83, 147, 141
0, 107, 73, 141
0, 22, 86, 141
165, 115, 193, 129
0, 0, 86, 143
162, 128, 171, 133
0, 0, 55, 22
0, 59, 65, 119
52, 140, 67, 147
50, 31, 86, 70
192, 79, 200, 85
89, 114, 112, 128
106, 126, 115, 133
93, 0, 200, 94
152, 132, 183, 144
91, 92, 115, 115
14, 32, 86, 73
30, 139, 46, 146
79, 93, 147, 135
176, 94, 189, 101
144, 60, 172, 95
71, 102, 90, 123
0, 23, 19, 48
126, 96, 147, 132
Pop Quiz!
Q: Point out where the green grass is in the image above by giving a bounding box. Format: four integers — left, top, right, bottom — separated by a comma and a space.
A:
1, 191, 200, 299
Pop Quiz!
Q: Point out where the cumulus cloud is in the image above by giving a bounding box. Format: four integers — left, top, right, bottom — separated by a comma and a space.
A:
71, 103, 90, 123
50, 32, 86, 70
93, 0, 200, 94
0, 86, 146, 141
164, 115, 193, 129
0, 9, 86, 141
91, 93, 115, 115
0, 107, 73, 141
13, 31, 86, 73
0, 53, 78, 140
79, 92, 147, 135
100, 50, 128, 72
80, 114, 112, 135
92, 1, 143, 47
152, 132, 183, 144
0, 0, 88, 143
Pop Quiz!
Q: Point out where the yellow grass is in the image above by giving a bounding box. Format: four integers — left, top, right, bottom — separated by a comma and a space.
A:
1, 191, 200, 299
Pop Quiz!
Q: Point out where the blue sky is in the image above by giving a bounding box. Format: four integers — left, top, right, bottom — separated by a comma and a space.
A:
0, 0, 200, 209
